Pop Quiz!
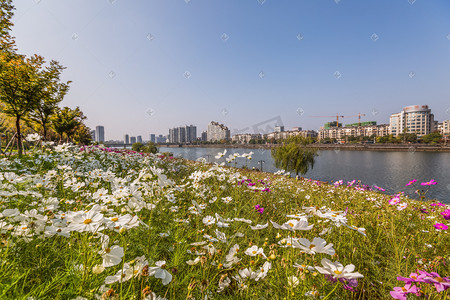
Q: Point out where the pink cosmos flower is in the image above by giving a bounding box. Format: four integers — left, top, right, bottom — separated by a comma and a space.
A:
389, 197, 401, 205
397, 272, 427, 284
390, 284, 418, 300
441, 209, 450, 221
421, 179, 437, 186
430, 202, 445, 207
423, 272, 450, 292
406, 179, 417, 186
434, 223, 448, 230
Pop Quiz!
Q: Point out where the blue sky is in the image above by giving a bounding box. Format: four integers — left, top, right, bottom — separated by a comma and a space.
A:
10, 0, 450, 140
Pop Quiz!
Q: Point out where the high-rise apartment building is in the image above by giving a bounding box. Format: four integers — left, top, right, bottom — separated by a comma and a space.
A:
137, 136, 142, 143
124, 134, 129, 144
207, 121, 230, 142
201, 131, 207, 141
130, 136, 136, 144
389, 105, 435, 137
169, 125, 197, 143
150, 134, 156, 143
95, 126, 105, 142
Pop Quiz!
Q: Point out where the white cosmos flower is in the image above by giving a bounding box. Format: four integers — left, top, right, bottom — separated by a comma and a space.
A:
244, 245, 266, 258
186, 257, 201, 266
215, 229, 227, 243
99, 245, 124, 267
215, 150, 227, 159
25, 133, 41, 142
270, 219, 313, 231
294, 237, 335, 256
250, 223, 268, 230
255, 261, 271, 281
239, 267, 258, 280
202, 216, 216, 226
234, 218, 252, 224
148, 261, 172, 285
315, 258, 363, 279
287, 275, 300, 287
67, 205, 104, 232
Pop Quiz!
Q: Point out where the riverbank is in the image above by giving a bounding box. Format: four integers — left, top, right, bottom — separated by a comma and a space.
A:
162, 143, 450, 152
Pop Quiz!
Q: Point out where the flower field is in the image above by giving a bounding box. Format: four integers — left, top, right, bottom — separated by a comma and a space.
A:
0, 144, 448, 299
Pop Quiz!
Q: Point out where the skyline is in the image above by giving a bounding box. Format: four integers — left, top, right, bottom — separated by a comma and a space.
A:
10, 0, 450, 140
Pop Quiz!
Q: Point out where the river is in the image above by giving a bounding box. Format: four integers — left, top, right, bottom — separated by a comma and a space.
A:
159, 147, 450, 203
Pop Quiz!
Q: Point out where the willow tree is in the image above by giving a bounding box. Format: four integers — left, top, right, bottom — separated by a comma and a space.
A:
271, 137, 318, 176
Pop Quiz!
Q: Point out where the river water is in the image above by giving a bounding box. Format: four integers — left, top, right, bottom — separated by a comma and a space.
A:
159, 147, 450, 203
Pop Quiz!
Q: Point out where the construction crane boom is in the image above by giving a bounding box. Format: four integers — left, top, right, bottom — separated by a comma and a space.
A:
310, 112, 367, 127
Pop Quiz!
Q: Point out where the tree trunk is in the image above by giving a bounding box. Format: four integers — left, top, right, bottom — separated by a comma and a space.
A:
42, 123, 47, 141
15, 115, 22, 157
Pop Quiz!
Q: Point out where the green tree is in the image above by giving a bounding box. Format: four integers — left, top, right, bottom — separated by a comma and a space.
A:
271, 138, 318, 176
26, 61, 71, 140
0, 52, 46, 155
422, 131, 442, 144
0, 0, 15, 52
132, 142, 144, 152
51, 106, 86, 143
143, 141, 158, 154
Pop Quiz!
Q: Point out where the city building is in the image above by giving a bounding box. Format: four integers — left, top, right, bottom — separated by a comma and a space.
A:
90, 130, 96, 141
137, 136, 142, 143
274, 125, 285, 132
201, 131, 207, 142
266, 130, 318, 141
95, 126, 105, 142
389, 105, 435, 137
124, 134, 129, 144
150, 134, 156, 143
169, 125, 197, 143
156, 135, 166, 143
292, 127, 302, 132
207, 121, 230, 142
318, 123, 389, 140
441, 120, 450, 137
130, 136, 136, 144
232, 133, 262, 144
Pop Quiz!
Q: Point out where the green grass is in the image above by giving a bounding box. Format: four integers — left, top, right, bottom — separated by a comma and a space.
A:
0, 146, 448, 299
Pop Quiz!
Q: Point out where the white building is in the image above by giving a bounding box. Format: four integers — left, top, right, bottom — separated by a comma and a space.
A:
389, 105, 435, 137
207, 121, 230, 142
232, 133, 262, 144
318, 124, 389, 140
441, 120, 450, 136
